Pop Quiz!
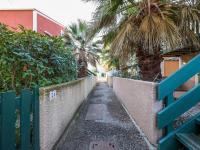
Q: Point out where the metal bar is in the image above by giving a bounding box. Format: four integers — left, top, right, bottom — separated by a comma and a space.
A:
20, 89, 32, 150
32, 87, 40, 150
158, 84, 200, 129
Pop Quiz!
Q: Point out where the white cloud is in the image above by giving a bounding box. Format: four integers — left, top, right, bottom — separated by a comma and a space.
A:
0, 0, 96, 26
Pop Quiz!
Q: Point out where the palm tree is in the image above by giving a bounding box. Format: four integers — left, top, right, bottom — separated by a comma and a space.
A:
64, 20, 102, 78
101, 48, 120, 70
84, 0, 200, 81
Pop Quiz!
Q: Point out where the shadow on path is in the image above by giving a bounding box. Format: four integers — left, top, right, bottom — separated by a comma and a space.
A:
54, 82, 149, 150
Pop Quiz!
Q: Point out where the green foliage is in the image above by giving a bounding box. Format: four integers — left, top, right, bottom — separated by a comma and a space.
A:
0, 24, 77, 92
64, 20, 102, 77
85, 0, 200, 81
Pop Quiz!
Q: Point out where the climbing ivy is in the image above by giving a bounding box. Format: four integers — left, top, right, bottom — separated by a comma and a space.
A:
0, 24, 77, 92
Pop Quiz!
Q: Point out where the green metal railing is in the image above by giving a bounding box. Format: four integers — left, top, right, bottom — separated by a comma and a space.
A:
0, 87, 40, 150
157, 54, 200, 149
157, 54, 200, 131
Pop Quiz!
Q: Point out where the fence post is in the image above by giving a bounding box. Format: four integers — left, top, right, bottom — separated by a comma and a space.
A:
32, 87, 40, 150
0, 92, 16, 150
165, 93, 174, 134
20, 89, 32, 150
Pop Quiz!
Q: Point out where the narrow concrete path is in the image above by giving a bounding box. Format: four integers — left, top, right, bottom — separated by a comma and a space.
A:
55, 82, 149, 150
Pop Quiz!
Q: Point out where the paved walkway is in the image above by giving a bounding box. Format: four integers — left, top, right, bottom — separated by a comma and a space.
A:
55, 82, 149, 150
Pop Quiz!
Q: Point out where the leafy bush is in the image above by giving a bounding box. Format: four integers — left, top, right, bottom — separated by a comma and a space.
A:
0, 24, 77, 92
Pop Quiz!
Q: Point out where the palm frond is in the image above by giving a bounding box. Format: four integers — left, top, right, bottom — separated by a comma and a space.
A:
64, 20, 102, 68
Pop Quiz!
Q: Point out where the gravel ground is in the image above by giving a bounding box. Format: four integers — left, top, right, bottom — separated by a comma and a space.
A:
54, 82, 150, 150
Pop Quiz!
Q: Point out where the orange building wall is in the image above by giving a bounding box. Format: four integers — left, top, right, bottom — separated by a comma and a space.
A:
163, 60, 179, 77
181, 53, 198, 63
164, 53, 199, 90
0, 10, 33, 30
181, 53, 198, 90
37, 14, 64, 36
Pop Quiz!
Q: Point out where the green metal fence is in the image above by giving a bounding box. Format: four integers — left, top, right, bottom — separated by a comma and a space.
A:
0, 87, 40, 150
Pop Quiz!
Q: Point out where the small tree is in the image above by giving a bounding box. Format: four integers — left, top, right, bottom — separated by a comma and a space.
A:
64, 20, 102, 78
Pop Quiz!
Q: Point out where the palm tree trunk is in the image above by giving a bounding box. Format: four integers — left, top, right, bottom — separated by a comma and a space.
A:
78, 59, 88, 78
136, 47, 162, 82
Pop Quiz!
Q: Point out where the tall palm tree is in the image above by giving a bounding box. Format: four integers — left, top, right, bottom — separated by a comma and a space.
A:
84, 0, 200, 81
64, 20, 102, 78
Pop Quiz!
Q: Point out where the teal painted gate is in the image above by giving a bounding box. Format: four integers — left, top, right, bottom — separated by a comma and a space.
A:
0, 87, 40, 150
157, 54, 200, 150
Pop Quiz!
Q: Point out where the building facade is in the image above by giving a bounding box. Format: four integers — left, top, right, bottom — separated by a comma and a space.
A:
0, 9, 65, 36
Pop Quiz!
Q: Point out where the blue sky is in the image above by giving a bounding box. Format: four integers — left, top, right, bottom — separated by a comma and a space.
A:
0, 0, 96, 26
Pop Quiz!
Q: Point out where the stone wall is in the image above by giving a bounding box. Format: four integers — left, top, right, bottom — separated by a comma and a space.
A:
113, 77, 162, 146
39, 76, 96, 150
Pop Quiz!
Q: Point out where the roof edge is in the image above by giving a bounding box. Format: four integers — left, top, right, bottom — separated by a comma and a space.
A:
0, 8, 65, 28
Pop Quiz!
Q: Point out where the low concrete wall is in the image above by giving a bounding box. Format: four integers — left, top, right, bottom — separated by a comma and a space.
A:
107, 76, 113, 87
113, 77, 162, 146
39, 76, 96, 150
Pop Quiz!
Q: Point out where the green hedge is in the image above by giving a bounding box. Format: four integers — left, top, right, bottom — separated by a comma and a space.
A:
0, 24, 77, 92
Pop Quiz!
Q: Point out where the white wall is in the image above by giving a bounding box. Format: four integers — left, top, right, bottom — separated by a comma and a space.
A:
113, 77, 163, 146
39, 77, 96, 150
107, 76, 113, 87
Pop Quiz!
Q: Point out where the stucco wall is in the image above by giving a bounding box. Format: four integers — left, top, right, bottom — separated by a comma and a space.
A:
37, 14, 64, 36
113, 77, 162, 146
0, 10, 33, 30
39, 77, 96, 150
107, 76, 113, 87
